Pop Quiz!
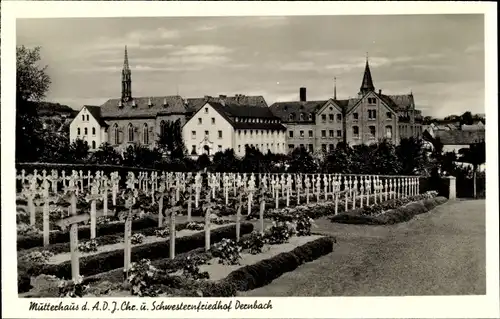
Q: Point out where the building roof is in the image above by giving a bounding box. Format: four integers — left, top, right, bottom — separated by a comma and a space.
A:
100, 96, 188, 118
185, 95, 268, 113
269, 100, 328, 122
462, 123, 485, 131
205, 101, 286, 131
384, 94, 415, 110
434, 130, 485, 145
84, 105, 109, 127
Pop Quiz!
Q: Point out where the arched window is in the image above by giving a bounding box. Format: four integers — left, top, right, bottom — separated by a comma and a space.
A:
299, 113, 304, 121
82, 115, 85, 121
386, 125, 393, 139
143, 123, 149, 144
308, 113, 313, 121
92, 141, 96, 149
128, 123, 134, 142
77, 128, 81, 135
114, 124, 119, 145
289, 113, 295, 121
92, 127, 96, 135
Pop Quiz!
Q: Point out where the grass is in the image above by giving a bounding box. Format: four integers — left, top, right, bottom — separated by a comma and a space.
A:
240, 199, 486, 296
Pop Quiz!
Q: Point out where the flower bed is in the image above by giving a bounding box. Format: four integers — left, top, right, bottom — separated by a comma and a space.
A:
329, 195, 447, 225
17, 223, 254, 293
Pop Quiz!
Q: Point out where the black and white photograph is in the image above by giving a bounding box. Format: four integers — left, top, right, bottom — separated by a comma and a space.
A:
2, 1, 498, 318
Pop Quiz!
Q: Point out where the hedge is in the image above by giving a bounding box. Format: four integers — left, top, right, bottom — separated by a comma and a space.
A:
18, 222, 195, 257
18, 223, 254, 293
211, 236, 336, 294
330, 197, 448, 225
17, 217, 158, 250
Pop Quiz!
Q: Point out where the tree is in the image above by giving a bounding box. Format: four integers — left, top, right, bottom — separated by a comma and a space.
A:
287, 146, 318, 173
38, 127, 71, 163
90, 142, 123, 165
122, 145, 162, 168
68, 139, 90, 164
370, 140, 401, 175
240, 146, 269, 172
459, 111, 474, 126
211, 149, 240, 172
321, 143, 353, 173
457, 141, 486, 198
196, 154, 211, 171
16, 46, 51, 162
157, 119, 186, 159
396, 137, 429, 175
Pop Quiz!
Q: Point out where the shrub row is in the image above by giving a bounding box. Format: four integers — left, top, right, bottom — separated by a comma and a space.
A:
18, 222, 194, 257
18, 223, 254, 293
330, 197, 448, 225
17, 217, 158, 250
210, 236, 336, 294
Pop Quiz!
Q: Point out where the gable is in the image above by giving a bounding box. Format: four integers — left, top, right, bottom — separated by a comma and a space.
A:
316, 99, 343, 115
346, 91, 398, 116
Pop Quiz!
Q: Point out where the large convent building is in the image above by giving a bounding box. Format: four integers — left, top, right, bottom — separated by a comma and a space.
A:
69, 47, 423, 156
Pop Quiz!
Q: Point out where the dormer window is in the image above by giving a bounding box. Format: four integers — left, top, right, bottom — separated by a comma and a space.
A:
308, 113, 313, 121
299, 113, 304, 121
148, 98, 153, 107
289, 113, 295, 121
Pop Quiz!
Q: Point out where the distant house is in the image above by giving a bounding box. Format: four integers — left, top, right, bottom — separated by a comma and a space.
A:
432, 129, 485, 153
69, 105, 109, 150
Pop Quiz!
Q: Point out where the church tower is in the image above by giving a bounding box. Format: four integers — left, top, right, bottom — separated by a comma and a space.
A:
359, 54, 375, 96
121, 46, 132, 102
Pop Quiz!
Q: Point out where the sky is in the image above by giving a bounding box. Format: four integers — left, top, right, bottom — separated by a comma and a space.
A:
16, 14, 485, 118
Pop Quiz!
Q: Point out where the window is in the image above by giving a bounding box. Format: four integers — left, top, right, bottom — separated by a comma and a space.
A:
300, 144, 305, 149
353, 126, 359, 138
386, 112, 392, 119
289, 113, 295, 121
114, 124, 119, 144
353, 113, 359, 120
329, 144, 334, 152
300, 130, 304, 138
218, 130, 222, 139
308, 130, 313, 138
218, 145, 222, 152
82, 115, 85, 121
198, 118, 202, 124
191, 145, 197, 155
329, 130, 334, 138
238, 145, 241, 153
322, 144, 327, 152
77, 128, 81, 135
92, 127, 96, 135
386, 125, 393, 139
205, 130, 209, 137
368, 97, 376, 104
84, 127, 88, 135
337, 130, 342, 137
299, 113, 304, 121
289, 130, 294, 138
369, 126, 376, 137
336, 114, 342, 122
288, 144, 295, 151
308, 113, 313, 121
92, 141, 96, 149
368, 110, 377, 120
211, 117, 215, 124
250, 130, 253, 136
143, 123, 149, 144
128, 124, 134, 142
244, 130, 247, 135
321, 114, 327, 122
308, 144, 313, 152
321, 130, 326, 138
191, 131, 196, 139
86, 115, 89, 121
205, 107, 208, 114
329, 114, 334, 121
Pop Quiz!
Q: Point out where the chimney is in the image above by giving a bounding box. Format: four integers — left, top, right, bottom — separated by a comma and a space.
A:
148, 97, 152, 107
300, 87, 307, 102
379, 89, 382, 95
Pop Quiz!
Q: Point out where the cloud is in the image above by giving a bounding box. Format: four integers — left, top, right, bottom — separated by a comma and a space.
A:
170, 45, 232, 56
278, 61, 317, 72
465, 43, 483, 54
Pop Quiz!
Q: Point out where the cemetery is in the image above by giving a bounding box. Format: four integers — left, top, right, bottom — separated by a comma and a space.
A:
15, 168, 447, 297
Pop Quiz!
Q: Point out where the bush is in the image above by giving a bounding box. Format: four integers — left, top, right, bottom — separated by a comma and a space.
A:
239, 231, 266, 255
125, 259, 163, 297
211, 238, 241, 265
181, 255, 210, 280
130, 233, 145, 245
78, 239, 98, 253
18, 223, 255, 293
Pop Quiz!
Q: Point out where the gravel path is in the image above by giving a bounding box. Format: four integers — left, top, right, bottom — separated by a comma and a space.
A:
242, 199, 486, 296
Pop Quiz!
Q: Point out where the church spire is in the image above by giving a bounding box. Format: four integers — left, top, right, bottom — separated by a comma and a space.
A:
121, 46, 132, 102
359, 53, 375, 95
